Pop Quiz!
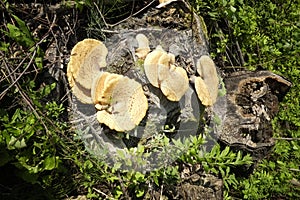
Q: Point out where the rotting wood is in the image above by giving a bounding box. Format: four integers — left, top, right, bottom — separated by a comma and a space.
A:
219, 70, 291, 160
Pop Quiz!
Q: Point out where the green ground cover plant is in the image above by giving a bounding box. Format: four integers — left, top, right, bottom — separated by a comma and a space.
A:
193, 0, 300, 198
0, 0, 299, 199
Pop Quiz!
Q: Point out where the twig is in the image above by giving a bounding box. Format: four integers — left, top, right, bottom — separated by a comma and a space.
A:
112, 0, 156, 27
236, 40, 245, 66
289, 168, 300, 172
94, 2, 109, 28
16, 82, 50, 133
225, 48, 234, 68
93, 187, 116, 200
118, 172, 131, 200
94, 0, 156, 28
159, 166, 167, 199
290, 178, 300, 187
0, 53, 32, 83
3, 54, 62, 135
273, 137, 300, 141
101, 29, 119, 34
0, 50, 37, 100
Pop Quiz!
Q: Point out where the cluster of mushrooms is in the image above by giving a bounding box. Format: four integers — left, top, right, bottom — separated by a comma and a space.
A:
67, 34, 219, 132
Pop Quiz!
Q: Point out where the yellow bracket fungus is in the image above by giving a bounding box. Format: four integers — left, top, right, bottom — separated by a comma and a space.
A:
194, 55, 219, 106
67, 39, 108, 104
135, 34, 150, 59
144, 47, 189, 101
92, 72, 148, 132
67, 39, 148, 132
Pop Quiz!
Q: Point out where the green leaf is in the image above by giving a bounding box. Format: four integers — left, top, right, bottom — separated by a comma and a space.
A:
134, 172, 145, 182
153, 175, 159, 186
230, 5, 236, 13
43, 155, 58, 170
4, 15, 35, 48
220, 146, 230, 158
34, 56, 43, 69
0, 42, 9, 52
12, 14, 31, 39
210, 167, 218, 174
84, 160, 93, 169
6, 23, 34, 47
8, 136, 26, 150
136, 187, 145, 197
276, 160, 285, 166
235, 151, 241, 163
114, 185, 123, 198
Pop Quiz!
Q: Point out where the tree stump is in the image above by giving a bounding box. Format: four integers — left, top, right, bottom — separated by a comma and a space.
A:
67, 0, 291, 199
219, 70, 291, 160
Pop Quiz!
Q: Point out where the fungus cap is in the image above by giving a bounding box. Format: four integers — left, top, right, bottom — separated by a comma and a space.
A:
194, 76, 213, 106
135, 34, 150, 59
110, 77, 148, 130
67, 39, 108, 103
144, 49, 165, 87
155, 45, 166, 52
157, 53, 189, 101
91, 72, 122, 106
93, 73, 148, 132
159, 65, 189, 101
144, 49, 189, 101
196, 55, 219, 105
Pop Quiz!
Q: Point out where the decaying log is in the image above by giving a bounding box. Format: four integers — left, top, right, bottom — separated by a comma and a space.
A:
219, 70, 291, 160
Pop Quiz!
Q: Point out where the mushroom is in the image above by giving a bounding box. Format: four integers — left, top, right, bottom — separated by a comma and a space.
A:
144, 49, 164, 87
192, 76, 213, 106
195, 55, 219, 105
92, 72, 148, 132
155, 45, 166, 52
91, 72, 122, 107
135, 34, 150, 59
160, 66, 189, 101
144, 47, 189, 101
67, 39, 108, 103
157, 53, 189, 101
